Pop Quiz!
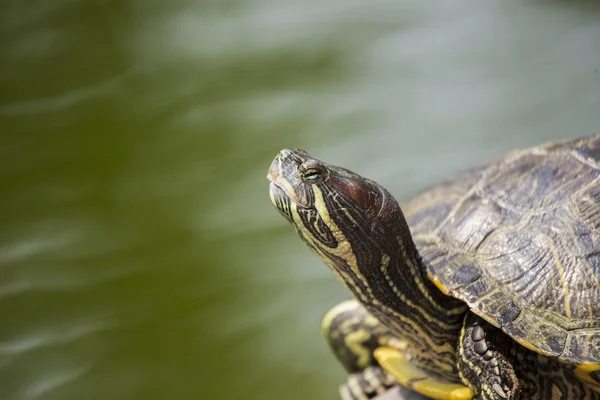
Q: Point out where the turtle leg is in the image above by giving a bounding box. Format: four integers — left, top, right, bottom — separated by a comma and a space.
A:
323, 300, 473, 400
457, 312, 520, 400
322, 300, 406, 374
322, 300, 425, 400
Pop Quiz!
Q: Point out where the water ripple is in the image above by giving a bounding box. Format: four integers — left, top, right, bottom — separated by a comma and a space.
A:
0, 320, 111, 359
20, 364, 92, 400
0, 71, 131, 116
0, 232, 76, 265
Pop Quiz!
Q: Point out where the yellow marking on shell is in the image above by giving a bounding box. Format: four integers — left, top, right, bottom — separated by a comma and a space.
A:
511, 335, 541, 353
544, 234, 572, 319
374, 347, 473, 400
473, 288, 500, 305
575, 364, 600, 393
430, 274, 452, 296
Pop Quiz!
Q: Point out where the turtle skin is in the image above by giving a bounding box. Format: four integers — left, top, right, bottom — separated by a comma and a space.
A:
402, 135, 600, 381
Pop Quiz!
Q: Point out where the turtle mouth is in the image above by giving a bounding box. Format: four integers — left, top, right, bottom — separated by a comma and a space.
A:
267, 153, 312, 208
268, 181, 296, 222
268, 180, 285, 201
268, 177, 311, 209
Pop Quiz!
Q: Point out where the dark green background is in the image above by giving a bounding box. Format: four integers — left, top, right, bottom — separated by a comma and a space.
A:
1, 1, 599, 399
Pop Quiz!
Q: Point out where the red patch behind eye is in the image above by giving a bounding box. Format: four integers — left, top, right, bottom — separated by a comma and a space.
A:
328, 176, 373, 207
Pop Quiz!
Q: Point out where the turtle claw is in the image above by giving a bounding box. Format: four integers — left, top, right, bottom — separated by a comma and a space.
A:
339, 366, 397, 400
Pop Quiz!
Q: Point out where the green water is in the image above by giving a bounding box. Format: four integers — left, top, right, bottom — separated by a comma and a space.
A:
1, 1, 600, 399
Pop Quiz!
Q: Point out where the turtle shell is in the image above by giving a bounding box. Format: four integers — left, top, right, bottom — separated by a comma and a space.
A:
402, 134, 600, 365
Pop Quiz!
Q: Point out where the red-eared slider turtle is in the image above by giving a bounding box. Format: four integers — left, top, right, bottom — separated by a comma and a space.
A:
267, 135, 600, 400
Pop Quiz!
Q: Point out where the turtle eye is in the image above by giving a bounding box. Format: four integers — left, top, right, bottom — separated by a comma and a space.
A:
303, 168, 321, 181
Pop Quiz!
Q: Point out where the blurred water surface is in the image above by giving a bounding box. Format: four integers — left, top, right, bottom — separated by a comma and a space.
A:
1, 1, 600, 399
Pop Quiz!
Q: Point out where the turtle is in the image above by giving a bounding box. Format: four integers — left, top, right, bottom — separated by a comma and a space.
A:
267, 134, 600, 400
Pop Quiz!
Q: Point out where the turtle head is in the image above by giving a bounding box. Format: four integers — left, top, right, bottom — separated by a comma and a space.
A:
267, 149, 467, 379
267, 149, 401, 283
